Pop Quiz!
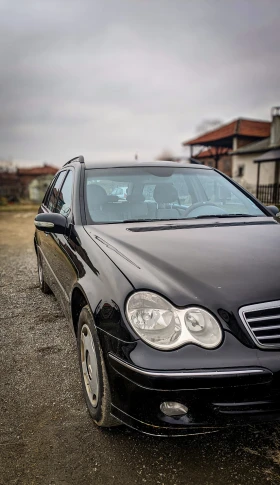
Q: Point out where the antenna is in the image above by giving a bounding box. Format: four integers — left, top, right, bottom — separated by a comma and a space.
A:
134, 152, 138, 161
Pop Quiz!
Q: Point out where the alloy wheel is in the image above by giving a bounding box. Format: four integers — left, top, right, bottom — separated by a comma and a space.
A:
80, 324, 99, 408
38, 255, 43, 286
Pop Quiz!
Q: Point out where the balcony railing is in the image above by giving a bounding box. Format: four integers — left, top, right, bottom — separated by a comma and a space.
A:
257, 184, 280, 205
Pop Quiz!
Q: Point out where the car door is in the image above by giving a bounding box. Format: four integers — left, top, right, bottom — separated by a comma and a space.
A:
37, 170, 67, 296
51, 169, 79, 314
38, 169, 79, 316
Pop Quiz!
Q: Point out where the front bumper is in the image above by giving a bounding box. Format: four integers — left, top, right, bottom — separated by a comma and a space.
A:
108, 353, 280, 436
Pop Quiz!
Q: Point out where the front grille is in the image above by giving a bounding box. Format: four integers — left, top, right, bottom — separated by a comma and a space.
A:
239, 300, 280, 349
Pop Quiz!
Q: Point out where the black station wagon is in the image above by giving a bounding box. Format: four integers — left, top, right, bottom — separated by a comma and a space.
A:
34, 156, 280, 436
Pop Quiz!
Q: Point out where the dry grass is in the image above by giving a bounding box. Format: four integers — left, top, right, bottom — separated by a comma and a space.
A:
0, 203, 39, 212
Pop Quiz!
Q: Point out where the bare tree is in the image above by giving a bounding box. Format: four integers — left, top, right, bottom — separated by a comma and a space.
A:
196, 119, 223, 135
0, 159, 15, 172
155, 149, 176, 161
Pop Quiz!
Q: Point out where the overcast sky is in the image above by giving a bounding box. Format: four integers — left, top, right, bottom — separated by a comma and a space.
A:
0, 0, 279, 167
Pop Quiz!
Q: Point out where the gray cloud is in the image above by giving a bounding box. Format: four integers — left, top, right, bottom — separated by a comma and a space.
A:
0, 0, 279, 165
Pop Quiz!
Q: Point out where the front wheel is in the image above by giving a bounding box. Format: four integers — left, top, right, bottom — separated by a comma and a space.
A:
77, 305, 120, 427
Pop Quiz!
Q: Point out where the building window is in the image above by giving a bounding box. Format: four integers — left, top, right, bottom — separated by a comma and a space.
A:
237, 165, 244, 177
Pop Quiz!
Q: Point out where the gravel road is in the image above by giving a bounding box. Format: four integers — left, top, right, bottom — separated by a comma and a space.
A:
1, 211, 280, 485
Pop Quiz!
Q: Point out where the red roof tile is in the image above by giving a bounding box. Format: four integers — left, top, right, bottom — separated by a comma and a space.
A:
17, 165, 58, 176
238, 119, 271, 138
0, 172, 19, 181
183, 119, 271, 146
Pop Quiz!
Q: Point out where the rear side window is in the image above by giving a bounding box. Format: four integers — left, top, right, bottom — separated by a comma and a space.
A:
55, 171, 73, 217
46, 171, 66, 212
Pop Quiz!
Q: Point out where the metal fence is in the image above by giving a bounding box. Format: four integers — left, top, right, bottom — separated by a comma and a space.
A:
257, 184, 280, 205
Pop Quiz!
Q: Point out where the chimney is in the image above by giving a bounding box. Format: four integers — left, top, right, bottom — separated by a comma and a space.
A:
270, 106, 280, 147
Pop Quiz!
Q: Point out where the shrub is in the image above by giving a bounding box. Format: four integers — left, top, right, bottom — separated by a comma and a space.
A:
0, 197, 8, 206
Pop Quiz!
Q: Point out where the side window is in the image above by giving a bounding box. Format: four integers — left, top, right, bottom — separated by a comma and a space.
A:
46, 171, 66, 212
42, 175, 56, 206
55, 171, 73, 217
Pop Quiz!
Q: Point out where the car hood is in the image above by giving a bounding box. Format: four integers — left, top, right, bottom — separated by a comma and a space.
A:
86, 218, 280, 311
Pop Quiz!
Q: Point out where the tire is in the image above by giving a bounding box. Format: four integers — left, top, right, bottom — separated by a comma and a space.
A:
77, 305, 120, 427
37, 251, 51, 294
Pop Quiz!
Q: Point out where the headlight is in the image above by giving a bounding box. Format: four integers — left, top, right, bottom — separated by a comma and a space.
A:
126, 292, 223, 350
184, 307, 223, 348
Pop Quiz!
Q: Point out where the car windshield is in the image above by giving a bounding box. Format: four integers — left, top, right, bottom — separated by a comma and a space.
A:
84, 166, 266, 224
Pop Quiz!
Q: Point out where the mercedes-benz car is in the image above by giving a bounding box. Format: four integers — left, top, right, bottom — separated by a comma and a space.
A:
34, 156, 280, 436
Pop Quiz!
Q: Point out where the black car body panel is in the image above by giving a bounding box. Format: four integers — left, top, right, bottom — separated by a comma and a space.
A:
34, 159, 280, 436
86, 218, 279, 308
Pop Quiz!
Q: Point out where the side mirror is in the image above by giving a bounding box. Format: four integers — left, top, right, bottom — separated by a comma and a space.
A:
266, 205, 280, 218
34, 213, 67, 234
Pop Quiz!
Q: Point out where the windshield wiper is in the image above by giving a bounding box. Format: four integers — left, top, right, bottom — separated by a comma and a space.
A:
122, 218, 177, 223
123, 219, 157, 223
191, 214, 259, 219
121, 215, 260, 223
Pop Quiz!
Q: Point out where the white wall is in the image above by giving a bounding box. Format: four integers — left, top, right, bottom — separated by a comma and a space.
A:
232, 153, 276, 196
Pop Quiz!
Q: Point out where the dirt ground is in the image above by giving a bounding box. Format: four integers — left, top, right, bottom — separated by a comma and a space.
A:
1, 211, 280, 485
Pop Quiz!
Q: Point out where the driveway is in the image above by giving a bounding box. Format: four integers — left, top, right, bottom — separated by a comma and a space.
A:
0, 211, 280, 485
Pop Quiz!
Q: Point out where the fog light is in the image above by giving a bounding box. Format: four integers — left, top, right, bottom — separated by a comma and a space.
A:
160, 401, 188, 417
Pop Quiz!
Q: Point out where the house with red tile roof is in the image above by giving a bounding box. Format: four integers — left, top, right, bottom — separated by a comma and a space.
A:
231, 108, 280, 204
182, 118, 271, 177
0, 164, 58, 202
183, 109, 280, 204
17, 164, 57, 199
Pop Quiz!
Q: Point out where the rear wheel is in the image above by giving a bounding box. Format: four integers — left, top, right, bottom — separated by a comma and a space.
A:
77, 305, 120, 427
37, 251, 51, 294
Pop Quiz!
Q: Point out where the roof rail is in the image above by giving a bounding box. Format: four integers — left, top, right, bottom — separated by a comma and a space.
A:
63, 155, 84, 167
189, 157, 203, 165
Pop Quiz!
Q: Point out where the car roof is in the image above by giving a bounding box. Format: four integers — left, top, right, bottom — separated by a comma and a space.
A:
84, 160, 212, 170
